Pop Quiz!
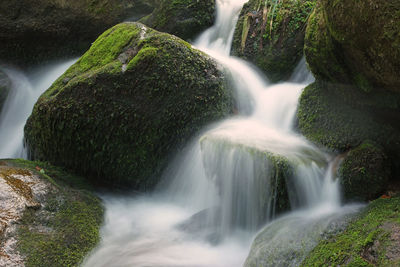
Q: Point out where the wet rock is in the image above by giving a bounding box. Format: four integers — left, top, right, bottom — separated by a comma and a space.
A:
0, 159, 103, 266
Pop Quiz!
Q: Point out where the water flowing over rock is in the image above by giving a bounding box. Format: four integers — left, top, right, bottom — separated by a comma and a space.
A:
25, 22, 233, 189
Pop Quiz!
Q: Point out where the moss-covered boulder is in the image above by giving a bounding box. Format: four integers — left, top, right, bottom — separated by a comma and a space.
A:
297, 82, 400, 178
140, 0, 215, 41
0, 70, 11, 111
301, 197, 400, 266
244, 207, 358, 267
303, 2, 349, 84
231, 0, 315, 82
0, 159, 103, 267
304, 0, 400, 93
25, 22, 233, 189
200, 136, 293, 228
0, 0, 156, 66
339, 142, 391, 202
297, 82, 400, 152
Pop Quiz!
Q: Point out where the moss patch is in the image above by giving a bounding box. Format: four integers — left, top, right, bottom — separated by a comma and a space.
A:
301, 197, 400, 267
232, 0, 316, 82
4, 159, 103, 267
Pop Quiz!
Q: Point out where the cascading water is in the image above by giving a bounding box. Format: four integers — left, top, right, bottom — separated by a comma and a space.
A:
0, 60, 76, 158
84, 0, 361, 266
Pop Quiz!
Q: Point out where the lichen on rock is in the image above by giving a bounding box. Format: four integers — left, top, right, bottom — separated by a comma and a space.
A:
0, 159, 103, 267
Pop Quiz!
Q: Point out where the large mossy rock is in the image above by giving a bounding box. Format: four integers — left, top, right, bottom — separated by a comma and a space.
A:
0, 159, 103, 266
304, 0, 400, 93
140, 0, 215, 41
297, 81, 400, 179
231, 0, 315, 82
0, 0, 156, 66
339, 142, 391, 202
301, 197, 400, 266
0, 70, 11, 111
25, 22, 233, 189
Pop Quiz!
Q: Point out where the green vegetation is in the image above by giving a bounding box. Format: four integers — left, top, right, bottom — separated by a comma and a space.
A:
232, 0, 316, 82
301, 197, 400, 266
140, 0, 215, 40
3, 159, 103, 267
25, 22, 233, 189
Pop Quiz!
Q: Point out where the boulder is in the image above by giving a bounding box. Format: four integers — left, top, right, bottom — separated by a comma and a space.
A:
305, 0, 400, 93
0, 159, 103, 266
0, 0, 156, 66
301, 197, 400, 266
232, 0, 316, 82
25, 22, 233, 189
339, 142, 391, 201
297, 82, 400, 194
140, 0, 215, 41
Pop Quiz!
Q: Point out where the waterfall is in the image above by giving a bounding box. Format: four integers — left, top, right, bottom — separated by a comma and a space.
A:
84, 0, 361, 266
0, 60, 76, 158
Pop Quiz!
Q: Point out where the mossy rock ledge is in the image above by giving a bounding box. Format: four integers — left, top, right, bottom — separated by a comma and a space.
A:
0, 0, 156, 66
140, 0, 216, 41
301, 197, 400, 266
0, 159, 103, 267
25, 22, 233, 189
231, 0, 316, 82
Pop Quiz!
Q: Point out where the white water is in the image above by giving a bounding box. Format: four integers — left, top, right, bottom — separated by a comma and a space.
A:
0, 60, 76, 158
84, 0, 362, 266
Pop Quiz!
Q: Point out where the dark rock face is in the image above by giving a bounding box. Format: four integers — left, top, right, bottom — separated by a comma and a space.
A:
0, 70, 11, 111
0, 0, 155, 66
140, 0, 216, 41
232, 0, 316, 82
305, 0, 400, 93
25, 22, 233, 189
339, 142, 391, 201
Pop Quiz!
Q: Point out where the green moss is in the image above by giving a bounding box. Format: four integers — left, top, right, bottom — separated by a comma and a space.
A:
297, 82, 400, 153
139, 0, 215, 41
77, 23, 140, 72
232, 0, 316, 82
25, 22, 233, 190
2, 159, 103, 267
127, 47, 159, 70
301, 197, 400, 266
339, 141, 391, 201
